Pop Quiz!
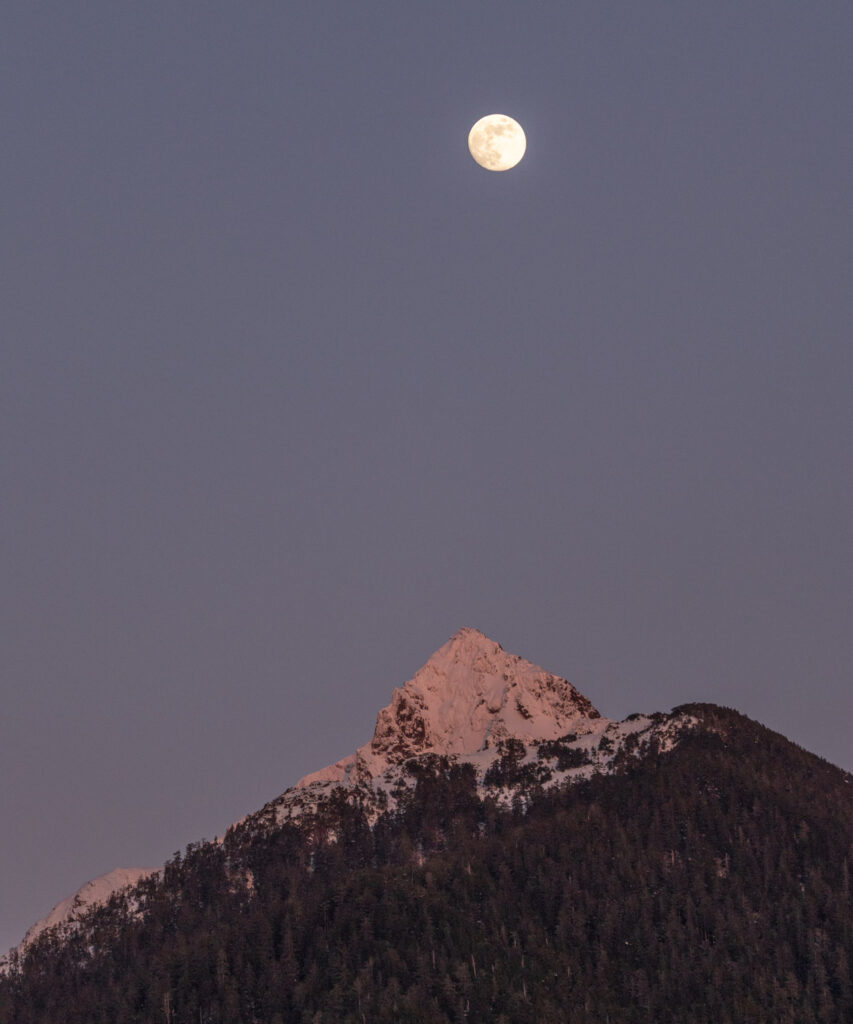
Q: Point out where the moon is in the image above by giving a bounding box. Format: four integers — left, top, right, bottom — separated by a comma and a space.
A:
468, 114, 526, 171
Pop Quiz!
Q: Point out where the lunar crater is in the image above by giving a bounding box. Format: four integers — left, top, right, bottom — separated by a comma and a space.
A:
468, 113, 526, 171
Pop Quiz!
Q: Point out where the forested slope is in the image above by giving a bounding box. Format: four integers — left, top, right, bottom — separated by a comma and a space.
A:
3, 705, 852, 1023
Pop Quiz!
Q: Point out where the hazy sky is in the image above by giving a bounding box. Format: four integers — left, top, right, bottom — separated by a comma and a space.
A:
2, 2, 852, 953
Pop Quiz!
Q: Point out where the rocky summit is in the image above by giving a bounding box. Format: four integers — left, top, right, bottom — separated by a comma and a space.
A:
298, 627, 602, 786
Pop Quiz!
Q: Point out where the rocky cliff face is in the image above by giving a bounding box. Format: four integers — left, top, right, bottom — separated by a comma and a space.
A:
298, 627, 603, 788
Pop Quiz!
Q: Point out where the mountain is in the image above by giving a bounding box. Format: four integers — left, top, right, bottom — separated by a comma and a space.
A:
300, 626, 602, 783
240, 627, 693, 832
10, 867, 155, 958
3, 629, 853, 1023
9, 627, 646, 967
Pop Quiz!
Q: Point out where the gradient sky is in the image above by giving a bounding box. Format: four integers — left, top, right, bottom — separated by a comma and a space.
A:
2, 2, 852, 954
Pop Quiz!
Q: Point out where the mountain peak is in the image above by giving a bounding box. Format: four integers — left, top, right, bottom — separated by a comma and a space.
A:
5, 867, 156, 965
441, 625, 503, 653
298, 629, 601, 787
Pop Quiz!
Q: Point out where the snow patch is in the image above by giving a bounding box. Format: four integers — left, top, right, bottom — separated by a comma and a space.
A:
298, 627, 602, 788
2, 867, 156, 970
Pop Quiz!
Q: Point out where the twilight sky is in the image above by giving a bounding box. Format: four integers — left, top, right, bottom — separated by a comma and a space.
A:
2, 2, 852, 953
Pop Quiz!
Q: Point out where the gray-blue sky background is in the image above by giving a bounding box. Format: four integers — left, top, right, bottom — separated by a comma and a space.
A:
2, 2, 851, 952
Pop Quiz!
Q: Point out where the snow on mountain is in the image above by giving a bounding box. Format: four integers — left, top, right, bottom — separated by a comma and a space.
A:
2, 867, 156, 969
298, 627, 602, 788
247, 628, 697, 830
6, 628, 699, 961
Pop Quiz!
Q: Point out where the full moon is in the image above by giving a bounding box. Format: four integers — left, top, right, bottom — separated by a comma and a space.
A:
468, 114, 526, 171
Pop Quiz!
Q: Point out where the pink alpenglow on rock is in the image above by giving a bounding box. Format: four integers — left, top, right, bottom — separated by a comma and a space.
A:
3, 867, 156, 966
298, 627, 601, 787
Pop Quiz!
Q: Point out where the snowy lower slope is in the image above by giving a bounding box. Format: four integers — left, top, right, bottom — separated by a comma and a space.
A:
1, 867, 156, 971
243, 709, 697, 833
